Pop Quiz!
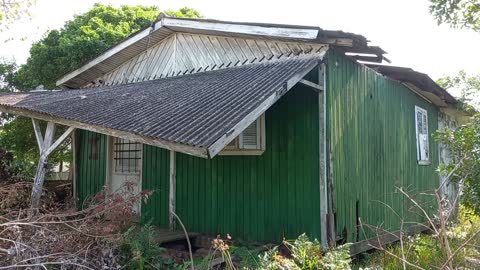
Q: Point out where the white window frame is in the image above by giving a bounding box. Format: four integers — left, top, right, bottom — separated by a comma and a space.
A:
219, 114, 266, 156
415, 106, 430, 165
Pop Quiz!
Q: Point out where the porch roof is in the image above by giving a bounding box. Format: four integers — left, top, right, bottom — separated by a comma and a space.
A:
0, 56, 321, 158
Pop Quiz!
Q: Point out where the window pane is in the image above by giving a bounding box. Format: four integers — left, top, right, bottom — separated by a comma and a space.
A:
114, 138, 141, 173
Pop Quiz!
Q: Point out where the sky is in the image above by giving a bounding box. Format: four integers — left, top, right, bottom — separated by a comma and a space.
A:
0, 0, 479, 82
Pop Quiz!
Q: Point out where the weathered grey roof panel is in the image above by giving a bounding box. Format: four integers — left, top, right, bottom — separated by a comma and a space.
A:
0, 57, 320, 155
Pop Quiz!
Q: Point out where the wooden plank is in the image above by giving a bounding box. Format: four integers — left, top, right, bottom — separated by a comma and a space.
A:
31, 121, 56, 211
169, 150, 176, 230
318, 64, 328, 249
299, 79, 323, 92
350, 224, 430, 255
162, 17, 319, 40
56, 25, 158, 86
32, 119, 44, 152
44, 126, 75, 157
323, 63, 336, 245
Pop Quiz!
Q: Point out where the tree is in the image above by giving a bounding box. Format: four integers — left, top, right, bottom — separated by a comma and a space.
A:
437, 70, 480, 111
436, 71, 480, 214
0, 0, 35, 30
429, 0, 480, 31
165, 7, 203, 18
0, 60, 16, 92
0, 4, 202, 179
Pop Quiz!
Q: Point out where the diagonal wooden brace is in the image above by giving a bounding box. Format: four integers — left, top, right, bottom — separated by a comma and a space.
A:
30, 119, 75, 211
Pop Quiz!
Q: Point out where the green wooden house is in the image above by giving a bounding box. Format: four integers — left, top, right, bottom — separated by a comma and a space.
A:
0, 15, 467, 250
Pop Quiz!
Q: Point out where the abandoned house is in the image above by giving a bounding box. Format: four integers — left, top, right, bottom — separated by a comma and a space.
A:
0, 15, 468, 251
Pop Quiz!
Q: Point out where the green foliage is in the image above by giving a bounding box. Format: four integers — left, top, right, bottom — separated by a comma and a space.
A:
357, 206, 480, 269
437, 70, 480, 112
436, 114, 480, 213
0, 60, 16, 92
0, 0, 35, 30
165, 7, 204, 18
0, 116, 71, 179
258, 234, 352, 270
231, 246, 260, 269
15, 3, 161, 90
430, 0, 480, 31
118, 224, 163, 270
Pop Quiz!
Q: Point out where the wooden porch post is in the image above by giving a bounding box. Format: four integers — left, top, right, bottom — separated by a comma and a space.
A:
169, 150, 176, 230
318, 64, 328, 249
30, 119, 75, 211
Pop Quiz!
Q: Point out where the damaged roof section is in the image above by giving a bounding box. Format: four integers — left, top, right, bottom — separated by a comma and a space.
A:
0, 57, 321, 158
366, 64, 457, 107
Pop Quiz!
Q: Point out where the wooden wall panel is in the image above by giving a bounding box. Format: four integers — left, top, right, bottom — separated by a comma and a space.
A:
94, 33, 327, 86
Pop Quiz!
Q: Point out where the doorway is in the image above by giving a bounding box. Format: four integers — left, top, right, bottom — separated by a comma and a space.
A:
108, 136, 143, 213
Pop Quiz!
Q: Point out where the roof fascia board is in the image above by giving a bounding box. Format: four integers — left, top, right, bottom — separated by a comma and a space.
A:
56, 21, 163, 87
162, 17, 319, 40
0, 105, 209, 158
207, 55, 324, 158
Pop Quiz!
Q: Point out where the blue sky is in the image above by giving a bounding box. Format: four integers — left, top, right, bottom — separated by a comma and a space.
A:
1, 0, 479, 83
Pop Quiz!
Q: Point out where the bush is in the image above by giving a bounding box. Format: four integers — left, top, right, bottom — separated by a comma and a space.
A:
117, 224, 164, 270
258, 234, 352, 270
357, 205, 480, 269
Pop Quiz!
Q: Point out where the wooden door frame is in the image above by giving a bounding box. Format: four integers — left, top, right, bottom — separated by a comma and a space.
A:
105, 135, 144, 214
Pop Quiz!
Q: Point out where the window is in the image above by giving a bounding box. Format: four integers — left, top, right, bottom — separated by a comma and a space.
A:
113, 138, 142, 173
415, 106, 430, 165
220, 114, 266, 155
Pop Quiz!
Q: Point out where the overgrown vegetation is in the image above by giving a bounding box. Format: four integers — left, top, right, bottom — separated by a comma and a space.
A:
357, 206, 480, 269
436, 114, 480, 214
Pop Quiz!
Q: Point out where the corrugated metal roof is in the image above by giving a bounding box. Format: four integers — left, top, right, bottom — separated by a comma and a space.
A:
0, 56, 320, 158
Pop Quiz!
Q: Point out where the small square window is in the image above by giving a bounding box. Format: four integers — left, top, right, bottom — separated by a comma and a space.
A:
415, 106, 430, 165
219, 114, 266, 156
113, 138, 141, 173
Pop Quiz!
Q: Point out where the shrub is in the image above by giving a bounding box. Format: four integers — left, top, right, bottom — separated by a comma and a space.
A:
117, 224, 163, 270
258, 234, 352, 270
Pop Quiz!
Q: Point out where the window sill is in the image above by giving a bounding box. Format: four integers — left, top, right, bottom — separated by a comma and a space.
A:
418, 160, 431, 166
218, 150, 265, 156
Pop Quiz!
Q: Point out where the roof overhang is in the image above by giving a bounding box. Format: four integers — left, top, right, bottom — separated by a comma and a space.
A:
56, 15, 385, 88
4, 56, 323, 159
364, 63, 473, 121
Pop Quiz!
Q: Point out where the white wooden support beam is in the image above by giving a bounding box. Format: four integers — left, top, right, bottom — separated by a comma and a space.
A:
44, 126, 75, 157
32, 119, 44, 152
71, 130, 77, 205
169, 150, 176, 230
30, 121, 76, 212
31, 121, 56, 211
299, 79, 324, 93
318, 64, 328, 250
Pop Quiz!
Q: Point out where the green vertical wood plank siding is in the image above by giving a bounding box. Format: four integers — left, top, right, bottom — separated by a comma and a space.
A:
76, 130, 107, 207
325, 50, 439, 242
141, 145, 170, 227
175, 85, 321, 242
